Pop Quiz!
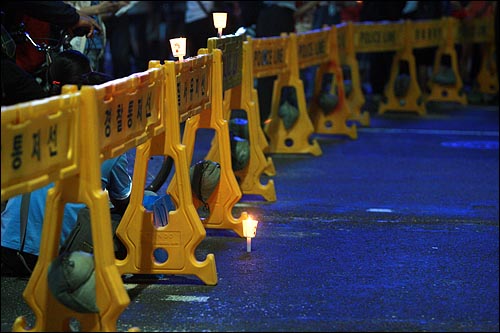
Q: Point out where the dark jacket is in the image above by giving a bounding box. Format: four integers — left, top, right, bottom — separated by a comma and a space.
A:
359, 1, 407, 22
1, 1, 80, 32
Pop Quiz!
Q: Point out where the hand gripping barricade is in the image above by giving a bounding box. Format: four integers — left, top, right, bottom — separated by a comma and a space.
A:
337, 21, 370, 127
250, 33, 322, 156
113, 61, 217, 285
299, 26, 358, 139
203, 34, 277, 202
1, 90, 131, 331
166, 48, 248, 237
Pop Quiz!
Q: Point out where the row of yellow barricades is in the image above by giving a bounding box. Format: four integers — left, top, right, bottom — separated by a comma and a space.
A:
1, 46, 244, 331
1, 14, 497, 331
245, 16, 497, 159
336, 16, 497, 116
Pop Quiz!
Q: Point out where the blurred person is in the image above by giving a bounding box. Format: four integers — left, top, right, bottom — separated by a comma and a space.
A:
237, 0, 264, 30
1, 1, 101, 105
65, 1, 129, 72
1, 0, 101, 75
458, 1, 495, 89
358, 1, 406, 106
184, 1, 243, 57
254, 1, 318, 127
402, 1, 445, 93
255, 1, 297, 127
1, 50, 132, 277
162, 1, 187, 60
1, 55, 46, 106
184, 1, 216, 57
104, 3, 133, 79
340, 1, 362, 22
312, 1, 340, 29
127, 1, 154, 72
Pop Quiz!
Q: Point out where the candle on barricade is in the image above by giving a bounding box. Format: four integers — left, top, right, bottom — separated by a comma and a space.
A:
213, 12, 227, 38
169, 37, 186, 62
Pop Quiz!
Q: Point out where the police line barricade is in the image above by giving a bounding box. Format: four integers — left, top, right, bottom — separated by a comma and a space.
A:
204, 34, 277, 202
250, 33, 323, 156
350, 19, 421, 115
378, 20, 426, 116
337, 21, 370, 126
116, 58, 217, 285
1, 95, 80, 201
298, 25, 357, 139
167, 48, 247, 237
1, 87, 131, 331
426, 16, 467, 105
457, 16, 498, 95
242, 37, 277, 177
109, 63, 217, 285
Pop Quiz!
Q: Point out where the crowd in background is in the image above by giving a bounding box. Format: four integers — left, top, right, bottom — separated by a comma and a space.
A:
2, 1, 498, 107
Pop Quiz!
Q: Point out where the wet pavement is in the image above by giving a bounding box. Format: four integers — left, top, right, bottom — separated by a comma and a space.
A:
1, 102, 499, 332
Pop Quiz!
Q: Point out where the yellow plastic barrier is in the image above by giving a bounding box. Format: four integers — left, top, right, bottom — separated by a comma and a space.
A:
2, 90, 131, 331
378, 20, 426, 116
205, 34, 277, 202
353, 20, 405, 53
114, 63, 218, 285
300, 26, 357, 138
475, 42, 498, 94
86, 70, 164, 157
427, 17, 467, 105
167, 48, 246, 237
251, 34, 322, 156
1, 94, 79, 201
337, 22, 370, 126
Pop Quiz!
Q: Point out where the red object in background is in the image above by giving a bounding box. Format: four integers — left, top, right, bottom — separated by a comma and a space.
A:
15, 16, 51, 74
341, 2, 363, 22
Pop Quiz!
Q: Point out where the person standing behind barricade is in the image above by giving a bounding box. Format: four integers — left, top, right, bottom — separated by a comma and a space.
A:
65, 1, 129, 72
162, 1, 187, 60
184, 1, 216, 57
0, 50, 132, 277
254, 1, 318, 128
358, 1, 406, 111
104, 1, 134, 79
458, 1, 495, 99
402, 1, 445, 94
127, 1, 155, 72
184, 1, 242, 57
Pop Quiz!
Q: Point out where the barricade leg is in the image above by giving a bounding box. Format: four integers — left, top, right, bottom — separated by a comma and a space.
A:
378, 50, 426, 116
205, 82, 277, 202
16, 182, 129, 332
343, 61, 370, 126
176, 111, 245, 236
264, 74, 323, 156
253, 87, 277, 177
475, 42, 498, 95
115, 137, 218, 285
310, 61, 358, 139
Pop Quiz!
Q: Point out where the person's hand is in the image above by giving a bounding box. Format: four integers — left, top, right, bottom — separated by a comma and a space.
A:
98, 1, 130, 15
71, 12, 101, 38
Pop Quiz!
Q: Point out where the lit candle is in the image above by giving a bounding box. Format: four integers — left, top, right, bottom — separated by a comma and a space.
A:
212, 12, 227, 37
169, 37, 187, 62
242, 214, 259, 252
